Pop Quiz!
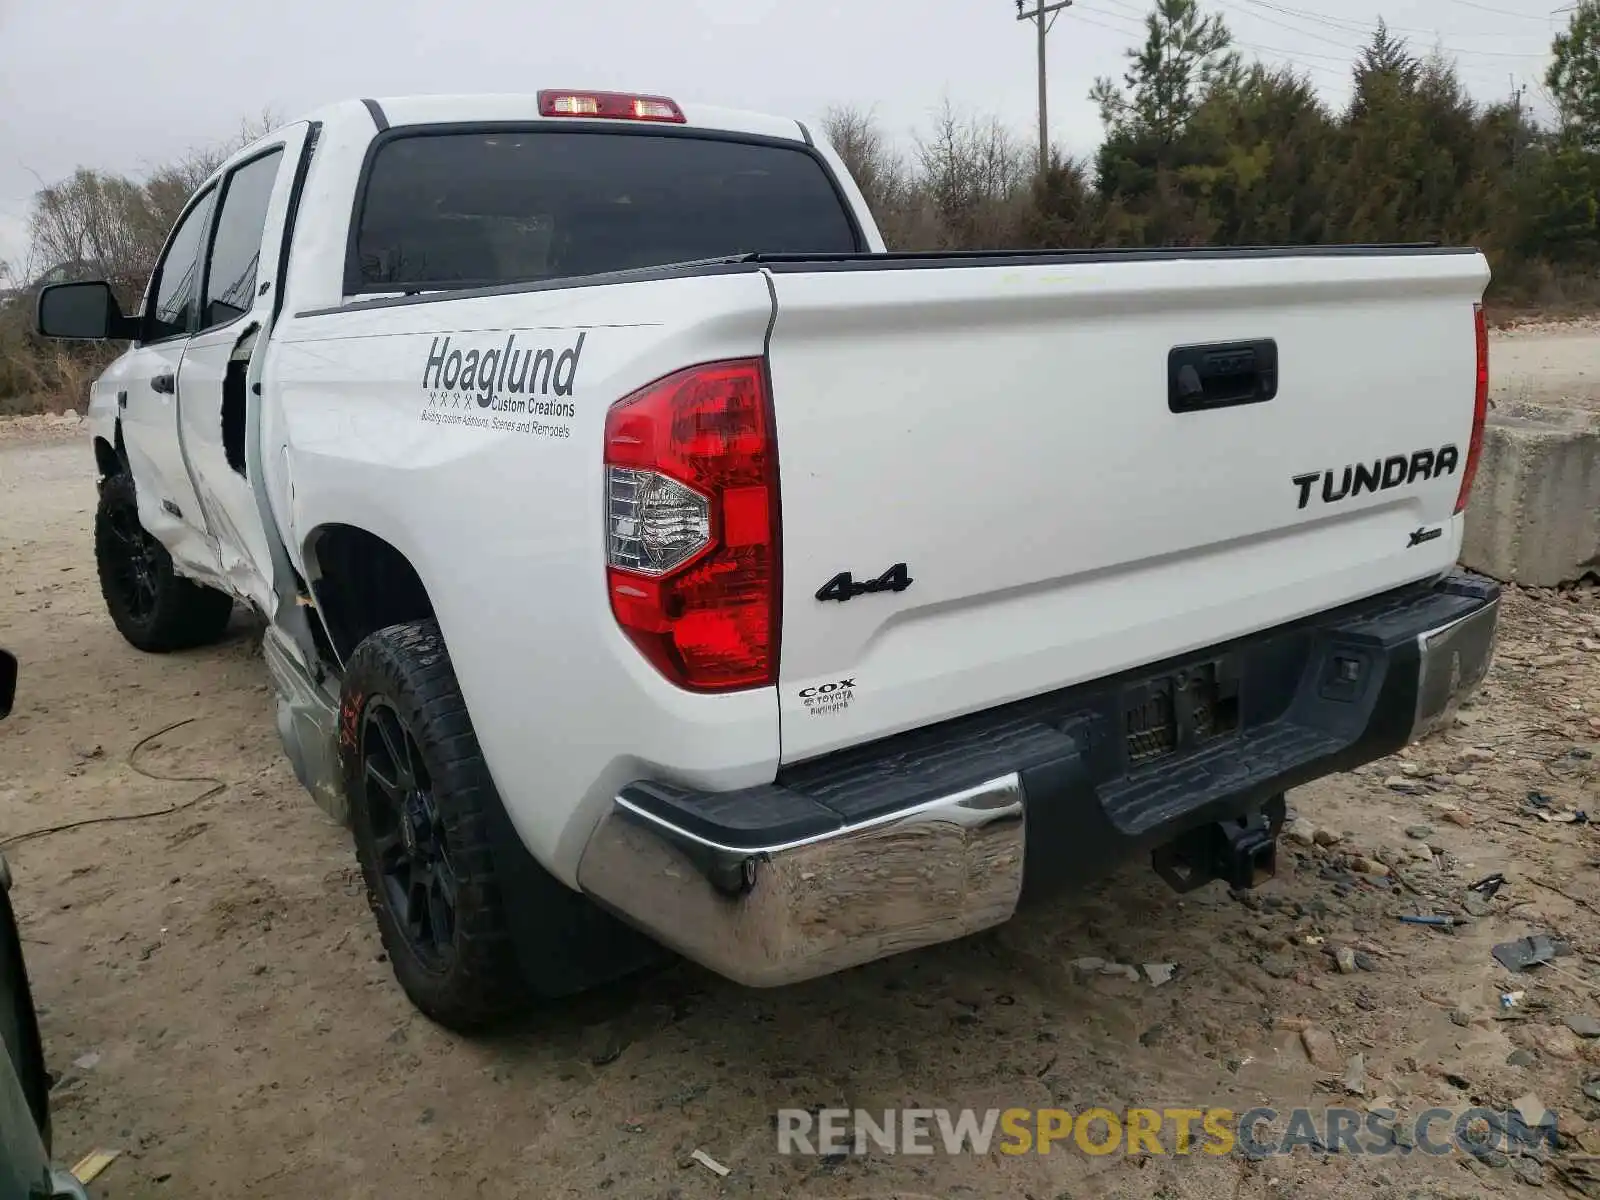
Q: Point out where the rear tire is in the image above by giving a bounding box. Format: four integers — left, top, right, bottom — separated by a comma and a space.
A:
94, 473, 234, 653
340, 621, 530, 1031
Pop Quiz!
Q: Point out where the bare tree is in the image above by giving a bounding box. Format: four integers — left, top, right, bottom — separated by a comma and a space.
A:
28, 170, 157, 302
913, 98, 1031, 248
820, 105, 907, 222
25, 109, 282, 306
4, 110, 287, 408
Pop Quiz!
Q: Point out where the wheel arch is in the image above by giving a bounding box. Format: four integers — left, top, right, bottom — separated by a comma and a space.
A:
93, 426, 125, 478
303, 523, 437, 665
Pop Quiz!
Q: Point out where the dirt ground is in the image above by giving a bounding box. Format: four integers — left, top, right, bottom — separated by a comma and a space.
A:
2, 337, 1600, 1198
1491, 319, 1600, 414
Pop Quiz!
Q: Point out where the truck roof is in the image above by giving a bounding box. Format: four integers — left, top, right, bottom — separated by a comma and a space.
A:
297, 93, 811, 145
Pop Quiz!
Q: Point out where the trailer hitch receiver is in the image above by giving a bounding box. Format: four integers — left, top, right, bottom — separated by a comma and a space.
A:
1151, 794, 1286, 894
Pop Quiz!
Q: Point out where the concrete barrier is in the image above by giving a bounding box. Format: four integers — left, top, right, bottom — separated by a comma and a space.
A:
1461, 402, 1600, 586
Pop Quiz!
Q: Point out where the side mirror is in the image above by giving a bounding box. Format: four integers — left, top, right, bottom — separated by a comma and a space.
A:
0, 651, 14, 720
36, 281, 139, 341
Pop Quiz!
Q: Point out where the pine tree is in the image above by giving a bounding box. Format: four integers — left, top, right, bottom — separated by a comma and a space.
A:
1090, 0, 1236, 149
1548, 0, 1600, 148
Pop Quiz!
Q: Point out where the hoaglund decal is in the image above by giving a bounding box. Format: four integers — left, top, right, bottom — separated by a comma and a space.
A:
418, 332, 584, 436
1291, 443, 1459, 511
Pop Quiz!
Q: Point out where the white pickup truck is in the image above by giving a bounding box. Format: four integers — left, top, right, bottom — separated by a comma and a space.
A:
38, 90, 1500, 1030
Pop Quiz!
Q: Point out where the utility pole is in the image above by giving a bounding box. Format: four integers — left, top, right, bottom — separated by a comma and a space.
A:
1016, 0, 1074, 179
1509, 75, 1527, 169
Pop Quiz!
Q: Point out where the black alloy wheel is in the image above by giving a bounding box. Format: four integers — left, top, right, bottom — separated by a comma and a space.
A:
93, 472, 235, 652
359, 696, 459, 969
101, 497, 162, 623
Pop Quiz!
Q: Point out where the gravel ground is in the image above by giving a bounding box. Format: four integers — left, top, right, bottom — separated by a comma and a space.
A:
2, 329, 1600, 1199
1490, 321, 1600, 414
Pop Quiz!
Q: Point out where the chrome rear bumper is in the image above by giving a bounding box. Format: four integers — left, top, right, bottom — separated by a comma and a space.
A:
576, 777, 1025, 987
1411, 594, 1500, 741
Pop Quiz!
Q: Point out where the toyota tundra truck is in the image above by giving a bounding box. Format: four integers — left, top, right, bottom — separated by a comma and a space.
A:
37, 90, 1500, 1030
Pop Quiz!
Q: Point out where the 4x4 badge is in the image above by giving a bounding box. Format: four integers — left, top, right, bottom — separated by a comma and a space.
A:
815, 563, 913, 603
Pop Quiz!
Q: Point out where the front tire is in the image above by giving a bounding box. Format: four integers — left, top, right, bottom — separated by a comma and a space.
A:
340, 621, 530, 1030
94, 473, 234, 653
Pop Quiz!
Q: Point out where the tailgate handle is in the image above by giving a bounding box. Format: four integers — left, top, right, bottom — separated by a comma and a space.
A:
1168, 340, 1278, 413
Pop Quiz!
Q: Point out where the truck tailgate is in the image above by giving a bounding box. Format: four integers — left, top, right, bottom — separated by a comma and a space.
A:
766, 250, 1489, 762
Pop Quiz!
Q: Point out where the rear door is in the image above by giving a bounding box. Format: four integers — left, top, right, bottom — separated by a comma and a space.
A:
766, 251, 1488, 762
176, 125, 311, 613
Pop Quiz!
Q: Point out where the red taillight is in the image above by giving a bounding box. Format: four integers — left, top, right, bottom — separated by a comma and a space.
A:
538, 90, 686, 123
604, 360, 779, 691
1456, 303, 1489, 514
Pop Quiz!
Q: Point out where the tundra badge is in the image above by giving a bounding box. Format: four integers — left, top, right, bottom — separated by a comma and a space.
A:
1292, 444, 1460, 511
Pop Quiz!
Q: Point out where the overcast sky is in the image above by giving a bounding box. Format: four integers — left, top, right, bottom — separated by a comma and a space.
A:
0, 0, 1573, 277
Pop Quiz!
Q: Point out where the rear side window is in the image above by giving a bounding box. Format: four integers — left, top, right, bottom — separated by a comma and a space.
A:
351, 130, 861, 292
203, 149, 284, 329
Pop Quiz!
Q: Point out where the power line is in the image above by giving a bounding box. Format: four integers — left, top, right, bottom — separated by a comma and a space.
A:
1088, 0, 1160, 18
1090, 0, 1552, 65
1231, 0, 1554, 56
1071, 4, 1350, 76
1243, 0, 1557, 39
1079, 3, 1349, 63
1094, 0, 1344, 55
1076, 1, 1551, 95
1219, 0, 1399, 51
1444, 0, 1566, 18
